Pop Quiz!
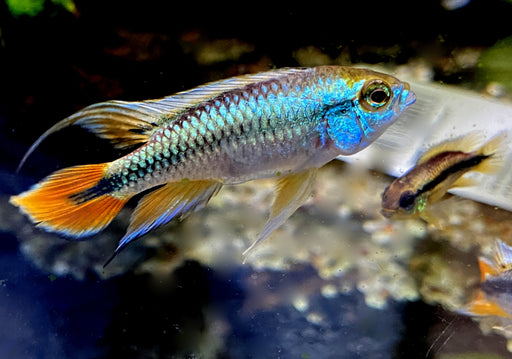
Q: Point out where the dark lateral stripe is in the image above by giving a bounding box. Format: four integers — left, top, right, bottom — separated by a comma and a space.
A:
416, 153, 490, 196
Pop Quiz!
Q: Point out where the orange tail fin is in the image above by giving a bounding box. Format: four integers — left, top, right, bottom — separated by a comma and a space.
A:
10, 163, 130, 238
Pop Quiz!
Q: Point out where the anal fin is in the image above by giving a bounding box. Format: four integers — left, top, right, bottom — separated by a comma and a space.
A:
243, 168, 318, 256
451, 176, 477, 189
464, 291, 510, 318
104, 179, 222, 266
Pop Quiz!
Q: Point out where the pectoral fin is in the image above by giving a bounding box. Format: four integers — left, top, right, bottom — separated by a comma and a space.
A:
243, 168, 318, 256
104, 179, 222, 266
418, 208, 444, 229
478, 257, 498, 281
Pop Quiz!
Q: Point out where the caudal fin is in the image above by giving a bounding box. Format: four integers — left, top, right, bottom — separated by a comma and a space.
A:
10, 163, 130, 238
474, 131, 509, 174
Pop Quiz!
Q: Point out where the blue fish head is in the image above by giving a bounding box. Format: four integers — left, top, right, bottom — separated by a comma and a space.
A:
326, 76, 415, 155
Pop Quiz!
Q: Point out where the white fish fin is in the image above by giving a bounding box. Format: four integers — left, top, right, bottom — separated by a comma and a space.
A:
494, 239, 512, 273
416, 131, 484, 165
104, 179, 222, 266
243, 168, 318, 256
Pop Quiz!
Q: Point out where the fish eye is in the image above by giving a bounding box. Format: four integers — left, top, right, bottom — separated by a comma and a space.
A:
360, 80, 391, 109
398, 191, 416, 211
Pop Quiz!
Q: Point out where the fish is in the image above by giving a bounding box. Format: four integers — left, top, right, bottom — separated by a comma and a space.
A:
10, 66, 415, 264
380, 132, 506, 221
460, 239, 512, 318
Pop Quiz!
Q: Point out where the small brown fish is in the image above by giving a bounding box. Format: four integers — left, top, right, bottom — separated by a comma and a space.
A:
381, 132, 506, 221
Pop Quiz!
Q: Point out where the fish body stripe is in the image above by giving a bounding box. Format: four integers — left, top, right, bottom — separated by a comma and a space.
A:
415, 152, 490, 197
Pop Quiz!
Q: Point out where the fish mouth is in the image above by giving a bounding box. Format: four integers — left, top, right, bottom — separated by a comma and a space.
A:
380, 208, 395, 218
402, 83, 416, 107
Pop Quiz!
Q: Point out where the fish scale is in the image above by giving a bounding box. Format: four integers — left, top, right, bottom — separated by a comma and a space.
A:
10, 66, 415, 262
114, 78, 320, 192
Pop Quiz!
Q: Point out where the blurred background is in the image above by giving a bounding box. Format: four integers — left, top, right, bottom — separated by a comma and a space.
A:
1, 0, 512, 358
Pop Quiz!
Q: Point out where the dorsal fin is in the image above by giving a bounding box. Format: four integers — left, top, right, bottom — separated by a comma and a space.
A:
147, 67, 308, 111
494, 239, 512, 273
18, 67, 309, 172
17, 101, 162, 172
416, 132, 484, 165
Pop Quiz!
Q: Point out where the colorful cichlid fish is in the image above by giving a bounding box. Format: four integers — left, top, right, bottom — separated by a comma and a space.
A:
461, 239, 512, 318
10, 66, 415, 263
381, 131, 507, 221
